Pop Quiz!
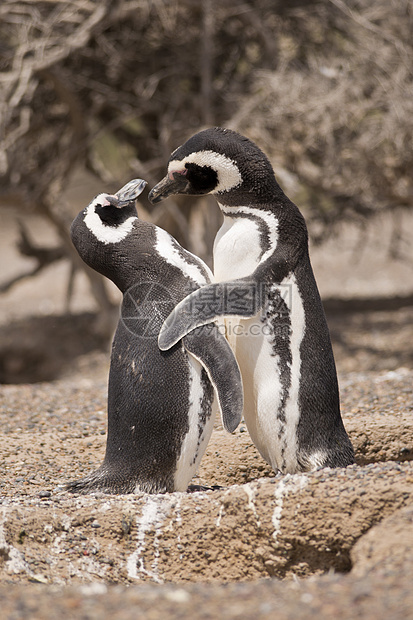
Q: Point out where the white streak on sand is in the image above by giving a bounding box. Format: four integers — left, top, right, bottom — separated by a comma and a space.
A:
272, 475, 308, 541
127, 496, 172, 583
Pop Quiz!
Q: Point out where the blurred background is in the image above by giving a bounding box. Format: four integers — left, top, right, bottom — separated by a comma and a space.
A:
0, 0, 412, 384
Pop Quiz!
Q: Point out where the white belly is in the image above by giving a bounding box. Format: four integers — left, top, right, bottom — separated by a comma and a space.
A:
213, 216, 305, 473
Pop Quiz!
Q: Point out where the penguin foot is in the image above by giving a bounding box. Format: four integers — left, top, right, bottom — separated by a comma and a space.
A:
66, 473, 137, 495
66, 465, 172, 495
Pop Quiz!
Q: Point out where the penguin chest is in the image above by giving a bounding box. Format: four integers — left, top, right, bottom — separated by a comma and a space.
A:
213, 216, 263, 281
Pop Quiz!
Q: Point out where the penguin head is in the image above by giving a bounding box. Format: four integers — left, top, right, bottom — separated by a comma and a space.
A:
70, 178, 147, 287
148, 127, 280, 206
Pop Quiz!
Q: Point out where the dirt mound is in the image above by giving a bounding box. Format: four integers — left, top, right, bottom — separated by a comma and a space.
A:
2, 462, 413, 586
0, 369, 412, 595
351, 503, 413, 577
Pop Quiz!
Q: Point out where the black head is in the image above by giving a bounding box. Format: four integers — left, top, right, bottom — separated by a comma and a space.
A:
148, 127, 281, 206
70, 179, 148, 290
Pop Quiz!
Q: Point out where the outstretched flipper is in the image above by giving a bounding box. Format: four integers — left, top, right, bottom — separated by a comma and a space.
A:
159, 278, 265, 350
183, 325, 244, 433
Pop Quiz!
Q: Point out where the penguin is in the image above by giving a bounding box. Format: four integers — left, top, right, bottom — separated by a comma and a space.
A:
148, 128, 355, 474
67, 178, 243, 494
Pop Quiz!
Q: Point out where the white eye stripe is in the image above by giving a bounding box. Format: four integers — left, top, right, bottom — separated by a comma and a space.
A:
83, 200, 137, 244
168, 150, 242, 193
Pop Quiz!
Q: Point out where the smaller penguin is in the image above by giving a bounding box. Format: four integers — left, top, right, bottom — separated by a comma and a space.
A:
67, 178, 242, 494
148, 128, 355, 474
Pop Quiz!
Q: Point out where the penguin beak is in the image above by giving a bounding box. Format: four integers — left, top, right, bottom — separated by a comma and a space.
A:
114, 178, 147, 207
148, 173, 189, 204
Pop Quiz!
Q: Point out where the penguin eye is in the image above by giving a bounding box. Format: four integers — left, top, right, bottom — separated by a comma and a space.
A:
185, 163, 218, 192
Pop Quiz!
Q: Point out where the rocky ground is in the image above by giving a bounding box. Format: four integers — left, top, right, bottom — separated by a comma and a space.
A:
1, 206, 413, 618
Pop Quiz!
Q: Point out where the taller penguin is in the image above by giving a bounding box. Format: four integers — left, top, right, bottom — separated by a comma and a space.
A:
149, 128, 355, 474
68, 178, 242, 494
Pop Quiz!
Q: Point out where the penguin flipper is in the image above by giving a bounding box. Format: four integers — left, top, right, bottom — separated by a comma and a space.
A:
183, 326, 243, 433
159, 278, 264, 350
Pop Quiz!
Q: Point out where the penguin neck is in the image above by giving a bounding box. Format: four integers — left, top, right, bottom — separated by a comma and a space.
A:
113, 272, 138, 294
90, 259, 137, 295
94, 243, 157, 294
214, 176, 285, 209
104, 222, 159, 294
214, 203, 279, 281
